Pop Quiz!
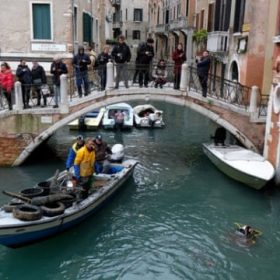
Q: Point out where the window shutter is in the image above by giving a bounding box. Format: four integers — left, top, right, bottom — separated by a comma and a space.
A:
33, 4, 51, 39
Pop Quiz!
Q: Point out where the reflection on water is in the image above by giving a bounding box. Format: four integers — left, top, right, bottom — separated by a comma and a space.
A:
0, 101, 280, 280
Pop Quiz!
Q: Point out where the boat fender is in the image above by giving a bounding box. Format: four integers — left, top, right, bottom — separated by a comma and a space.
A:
41, 202, 65, 217
13, 204, 42, 221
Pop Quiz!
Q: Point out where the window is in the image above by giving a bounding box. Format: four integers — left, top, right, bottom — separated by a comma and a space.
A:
83, 13, 92, 43
132, 30, 141, 40
134, 9, 143, 22
234, 0, 246, 33
214, 0, 232, 31
186, 0, 189, 16
32, 3, 51, 40
207, 3, 214, 32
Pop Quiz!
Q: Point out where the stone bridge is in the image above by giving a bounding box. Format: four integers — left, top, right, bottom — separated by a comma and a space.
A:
0, 80, 265, 166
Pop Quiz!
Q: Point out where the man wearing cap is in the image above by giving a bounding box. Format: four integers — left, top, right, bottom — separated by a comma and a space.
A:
66, 135, 85, 171
74, 138, 96, 198
93, 135, 112, 173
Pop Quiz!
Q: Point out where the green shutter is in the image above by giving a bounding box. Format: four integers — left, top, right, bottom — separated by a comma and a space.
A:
83, 13, 92, 43
33, 4, 51, 40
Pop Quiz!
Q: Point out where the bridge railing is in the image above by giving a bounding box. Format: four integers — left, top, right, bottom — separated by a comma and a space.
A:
188, 66, 252, 109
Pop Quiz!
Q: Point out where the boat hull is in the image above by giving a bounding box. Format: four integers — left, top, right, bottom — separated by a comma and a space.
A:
203, 144, 274, 190
0, 160, 137, 248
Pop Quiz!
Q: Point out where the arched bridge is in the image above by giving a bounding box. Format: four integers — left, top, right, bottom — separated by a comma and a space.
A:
0, 83, 266, 166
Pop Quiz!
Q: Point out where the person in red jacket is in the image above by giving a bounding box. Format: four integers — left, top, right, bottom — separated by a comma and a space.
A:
172, 43, 186, 90
0, 62, 14, 110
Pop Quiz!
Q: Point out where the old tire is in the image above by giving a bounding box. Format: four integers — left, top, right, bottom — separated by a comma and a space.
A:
3, 202, 25, 213
20, 188, 44, 198
13, 204, 42, 221
41, 202, 65, 217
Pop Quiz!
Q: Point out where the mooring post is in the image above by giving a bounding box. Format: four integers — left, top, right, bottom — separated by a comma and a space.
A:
106, 61, 114, 90
180, 63, 188, 95
249, 85, 259, 122
14, 81, 24, 110
60, 74, 69, 114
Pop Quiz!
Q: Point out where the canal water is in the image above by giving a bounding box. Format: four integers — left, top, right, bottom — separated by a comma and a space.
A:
0, 101, 280, 280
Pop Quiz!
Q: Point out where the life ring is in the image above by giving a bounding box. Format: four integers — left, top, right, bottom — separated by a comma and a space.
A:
13, 204, 42, 221
20, 188, 44, 198
3, 202, 24, 213
41, 202, 65, 217
273, 84, 280, 114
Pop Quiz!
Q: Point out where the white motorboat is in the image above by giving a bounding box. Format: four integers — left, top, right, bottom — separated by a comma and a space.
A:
202, 143, 275, 190
133, 104, 165, 128
0, 159, 138, 248
102, 103, 133, 129
68, 107, 105, 130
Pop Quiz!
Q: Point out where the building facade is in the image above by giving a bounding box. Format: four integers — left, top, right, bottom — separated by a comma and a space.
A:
112, 0, 149, 60
0, 0, 113, 70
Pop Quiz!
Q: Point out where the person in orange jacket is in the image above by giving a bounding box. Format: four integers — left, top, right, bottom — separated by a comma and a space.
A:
0, 62, 14, 110
74, 138, 96, 198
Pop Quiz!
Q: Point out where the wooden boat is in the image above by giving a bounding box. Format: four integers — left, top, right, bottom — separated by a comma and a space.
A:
102, 103, 133, 129
68, 107, 105, 130
133, 104, 165, 128
0, 159, 138, 248
202, 143, 275, 190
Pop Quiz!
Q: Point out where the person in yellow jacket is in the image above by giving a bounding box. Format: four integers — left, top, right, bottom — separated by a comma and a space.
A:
74, 138, 96, 197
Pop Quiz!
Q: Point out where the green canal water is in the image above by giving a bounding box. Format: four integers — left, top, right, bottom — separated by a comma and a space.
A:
0, 101, 280, 280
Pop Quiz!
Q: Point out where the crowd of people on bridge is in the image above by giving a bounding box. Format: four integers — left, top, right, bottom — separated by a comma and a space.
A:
0, 35, 211, 111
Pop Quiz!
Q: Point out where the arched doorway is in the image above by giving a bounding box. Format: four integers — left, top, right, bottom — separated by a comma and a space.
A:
230, 61, 239, 81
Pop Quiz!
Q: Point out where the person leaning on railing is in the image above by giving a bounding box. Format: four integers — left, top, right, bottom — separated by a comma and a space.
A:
0, 62, 14, 110
196, 50, 211, 97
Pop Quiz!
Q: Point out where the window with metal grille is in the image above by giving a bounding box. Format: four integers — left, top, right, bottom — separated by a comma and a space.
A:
134, 9, 143, 22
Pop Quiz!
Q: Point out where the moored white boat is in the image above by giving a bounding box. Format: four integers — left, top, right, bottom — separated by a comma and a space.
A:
0, 159, 138, 248
202, 143, 275, 190
102, 103, 133, 129
133, 104, 165, 128
68, 107, 105, 130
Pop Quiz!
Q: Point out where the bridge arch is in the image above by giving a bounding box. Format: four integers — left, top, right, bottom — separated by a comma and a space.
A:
13, 91, 259, 166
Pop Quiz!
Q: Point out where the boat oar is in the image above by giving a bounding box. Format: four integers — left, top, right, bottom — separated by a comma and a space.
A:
2, 190, 31, 203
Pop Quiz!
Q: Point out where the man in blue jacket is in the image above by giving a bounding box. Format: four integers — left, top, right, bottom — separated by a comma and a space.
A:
66, 135, 85, 171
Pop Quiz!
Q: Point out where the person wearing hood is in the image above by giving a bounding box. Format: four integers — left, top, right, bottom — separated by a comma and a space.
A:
172, 43, 186, 90
0, 62, 14, 110
16, 60, 32, 109
72, 46, 91, 97
50, 55, 68, 108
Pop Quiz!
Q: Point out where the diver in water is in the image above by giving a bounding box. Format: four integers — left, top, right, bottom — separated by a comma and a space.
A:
234, 223, 262, 245
238, 225, 255, 238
